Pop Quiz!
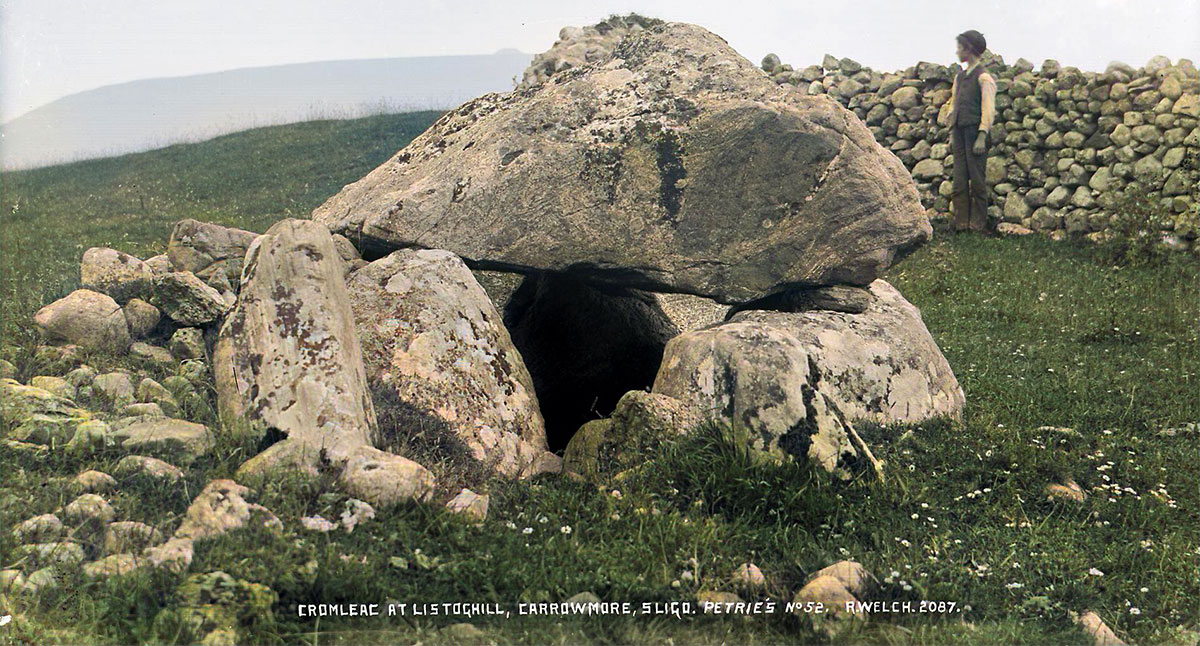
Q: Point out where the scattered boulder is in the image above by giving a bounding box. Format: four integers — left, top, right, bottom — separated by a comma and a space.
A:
93, 371, 135, 408
33, 289, 131, 353
104, 521, 165, 555
346, 249, 548, 478
122, 299, 162, 338
13, 514, 65, 543
2, 379, 93, 446
1074, 610, 1128, 646
82, 553, 144, 580
73, 469, 118, 493
733, 562, 766, 589
167, 219, 259, 288
151, 271, 230, 326
67, 419, 115, 453
130, 342, 175, 367
1045, 479, 1087, 503
14, 542, 88, 570
80, 247, 152, 303
30, 375, 76, 400
810, 560, 878, 599
312, 22, 930, 304
726, 280, 964, 424
169, 327, 207, 360
563, 390, 700, 480
174, 480, 281, 542
114, 455, 186, 481
793, 575, 861, 618
63, 493, 115, 530
109, 417, 213, 464
142, 537, 195, 573
338, 446, 436, 509
445, 488, 489, 523
213, 219, 378, 477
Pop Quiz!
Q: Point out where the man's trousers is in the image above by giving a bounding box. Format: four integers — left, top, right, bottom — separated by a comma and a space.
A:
950, 124, 989, 232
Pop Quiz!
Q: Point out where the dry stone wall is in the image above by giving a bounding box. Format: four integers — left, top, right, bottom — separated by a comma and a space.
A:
761, 51, 1199, 244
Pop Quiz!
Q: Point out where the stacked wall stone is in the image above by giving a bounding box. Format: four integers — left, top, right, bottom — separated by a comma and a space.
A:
763, 52, 1199, 245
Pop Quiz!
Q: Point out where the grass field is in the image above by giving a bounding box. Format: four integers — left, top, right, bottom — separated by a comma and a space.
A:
1, 112, 1197, 645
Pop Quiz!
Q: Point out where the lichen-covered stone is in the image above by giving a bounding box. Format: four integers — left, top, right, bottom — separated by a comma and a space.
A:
33, 289, 131, 353
174, 480, 281, 542
652, 319, 874, 477
338, 446, 436, 509
81, 247, 152, 303
151, 271, 230, 326
727, 279, 964, 424
347, 249, 547, 478
214, 219, 378, 477
313, 22, 930, 304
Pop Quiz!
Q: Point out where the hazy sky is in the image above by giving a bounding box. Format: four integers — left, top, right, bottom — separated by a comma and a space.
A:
2, 0, 1197, 122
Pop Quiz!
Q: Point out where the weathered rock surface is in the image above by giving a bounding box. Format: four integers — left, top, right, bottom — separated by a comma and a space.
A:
33, 289, 131, 353
174, 480, 280, 542
651, 319, 874, 476
114, 455, 185, 481
1, 378, 93, 445
81, 247, 153, 303
123, 299, 162, 338
312, 22, 930, 303
346, 249, 548, 478
503, 273, 679, 450
151, 271, 230, 326
727, 280, 964, 424
338, 446, 436, 508
109, 417, 213, 464
214, 219, 378, 476
167, 219, 259, 289
563, 390, 700, 479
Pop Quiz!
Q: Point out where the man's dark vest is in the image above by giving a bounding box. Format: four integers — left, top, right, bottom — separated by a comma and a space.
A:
951, 64, 986, 127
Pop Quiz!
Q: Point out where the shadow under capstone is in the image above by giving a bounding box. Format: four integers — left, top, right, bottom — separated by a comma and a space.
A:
502, 272, 680, 453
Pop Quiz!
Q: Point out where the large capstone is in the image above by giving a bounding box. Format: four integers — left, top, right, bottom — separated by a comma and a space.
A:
502, 273, 678, 451
345, 249, 550, 478
726, 280, 964, 424
213, 219, 377, 476
312, 22, 930, 304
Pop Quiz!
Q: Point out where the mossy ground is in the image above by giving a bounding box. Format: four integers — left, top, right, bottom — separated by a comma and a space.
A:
1, 112, 1197, 645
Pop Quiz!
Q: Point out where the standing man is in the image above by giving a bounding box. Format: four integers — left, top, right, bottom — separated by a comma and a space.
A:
939, 29, 997, 234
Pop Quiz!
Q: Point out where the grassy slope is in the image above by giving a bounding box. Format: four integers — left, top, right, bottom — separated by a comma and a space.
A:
0, 113, 1197, 645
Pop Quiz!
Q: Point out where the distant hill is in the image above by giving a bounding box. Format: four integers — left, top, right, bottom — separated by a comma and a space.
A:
0, 51, 530, 170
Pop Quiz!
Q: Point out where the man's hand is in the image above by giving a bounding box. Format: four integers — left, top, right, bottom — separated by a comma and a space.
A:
972, 131, 988, 155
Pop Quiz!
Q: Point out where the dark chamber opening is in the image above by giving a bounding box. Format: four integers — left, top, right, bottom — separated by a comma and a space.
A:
502, 272, 679, 453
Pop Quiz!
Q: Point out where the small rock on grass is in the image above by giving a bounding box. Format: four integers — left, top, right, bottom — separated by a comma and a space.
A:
13, 514, 65, 543
338, 446, 436, 509
173, 479, 281, 542
142, 536, 194, 573
73, 469, 118, 493
696, 590, 745, 613
1074, 610, 1128, 646
104, 521, 164, 555
83, 553, 144, 580
1045, 479, 1087, 503
115, 455, 185, 481
445, 488, 488, 523
63, 493, 115, 527
733, 562, 766, 589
